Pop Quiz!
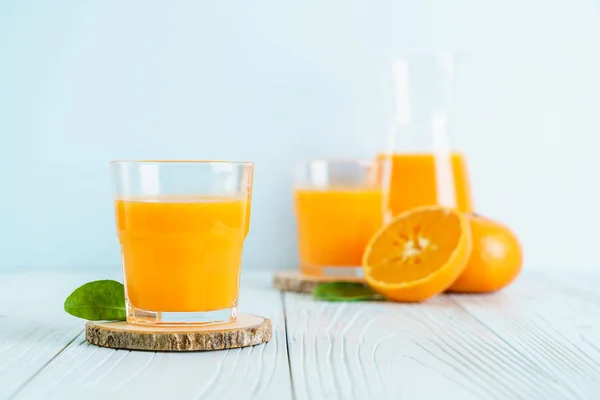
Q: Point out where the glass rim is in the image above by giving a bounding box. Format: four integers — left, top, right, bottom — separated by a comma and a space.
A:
110, 160, 253, 166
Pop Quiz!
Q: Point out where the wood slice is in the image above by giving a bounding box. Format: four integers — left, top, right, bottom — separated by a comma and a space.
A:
86, 313, 271, 352
273, 270, 365, 294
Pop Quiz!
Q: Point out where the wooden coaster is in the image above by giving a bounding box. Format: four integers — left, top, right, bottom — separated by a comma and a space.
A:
273, 270, 365, 294
86, 313, 271, 352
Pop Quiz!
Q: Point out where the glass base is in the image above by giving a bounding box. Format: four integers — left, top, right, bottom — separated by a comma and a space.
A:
126, 303, 237, 326
300, 265, 364, 279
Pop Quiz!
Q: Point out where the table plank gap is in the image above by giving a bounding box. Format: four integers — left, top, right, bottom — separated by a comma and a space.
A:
281, 291, 297, 400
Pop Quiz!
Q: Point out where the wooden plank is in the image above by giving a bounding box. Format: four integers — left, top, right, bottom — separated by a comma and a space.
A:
13, 273, 292, 400
450, 271, 600, 399
0, 268, 115, 400
284, 271, 600, 400
285, 293, 481, 399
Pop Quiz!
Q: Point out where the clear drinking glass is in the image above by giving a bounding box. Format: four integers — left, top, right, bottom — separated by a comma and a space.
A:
294, 159, 387, 278
111, 160, 253, 326
381, 51, 474, 218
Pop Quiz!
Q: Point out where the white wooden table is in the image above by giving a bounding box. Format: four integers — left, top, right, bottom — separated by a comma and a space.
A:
1, 268, 599, 400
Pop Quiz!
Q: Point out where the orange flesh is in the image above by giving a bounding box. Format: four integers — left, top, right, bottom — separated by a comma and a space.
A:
115, 196, 249, 312
366, 209, 462, 284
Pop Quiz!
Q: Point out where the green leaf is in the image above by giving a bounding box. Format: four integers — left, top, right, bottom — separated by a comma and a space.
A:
64, 280, 126, 321
313, 282, 385, 302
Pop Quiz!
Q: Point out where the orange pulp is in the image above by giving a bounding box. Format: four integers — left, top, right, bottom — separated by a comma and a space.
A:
363, 206, 472, 302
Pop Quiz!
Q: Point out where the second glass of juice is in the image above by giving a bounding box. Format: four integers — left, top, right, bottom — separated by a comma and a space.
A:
111, 160, 253, 326
294, 159, 385, 278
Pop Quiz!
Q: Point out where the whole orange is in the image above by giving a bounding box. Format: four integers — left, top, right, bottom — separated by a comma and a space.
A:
448, 214, 522, 293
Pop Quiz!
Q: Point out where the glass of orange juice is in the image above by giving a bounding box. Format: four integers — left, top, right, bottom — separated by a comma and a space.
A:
380, 51, 474, 216
111, 160, 253, 326
294, 159, 386, 278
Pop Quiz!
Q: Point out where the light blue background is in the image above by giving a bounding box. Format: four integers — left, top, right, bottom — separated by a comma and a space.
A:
1, 0, 599, 270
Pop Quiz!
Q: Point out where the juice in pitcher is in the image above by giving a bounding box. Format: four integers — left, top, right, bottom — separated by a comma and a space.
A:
378, 152, 473, 216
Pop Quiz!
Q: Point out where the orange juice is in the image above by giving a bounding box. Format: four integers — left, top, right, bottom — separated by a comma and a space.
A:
379, 152, 473, 215
294, 189, 383, 275
115, 196, 248, 313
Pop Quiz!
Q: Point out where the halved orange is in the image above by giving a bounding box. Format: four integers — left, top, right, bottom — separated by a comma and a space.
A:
362, 206, 472, 302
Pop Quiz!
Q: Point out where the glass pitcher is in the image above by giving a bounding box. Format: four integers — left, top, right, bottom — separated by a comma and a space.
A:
380, 51, 474, 218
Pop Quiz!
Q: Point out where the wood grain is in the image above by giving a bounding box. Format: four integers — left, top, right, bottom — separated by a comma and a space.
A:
449, 272, 600, 399
85, 315, 271, 351
0, 269, 117, 400
13, 276, 293, 400
284, 271, 600, 400
5, 269, 600, 400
